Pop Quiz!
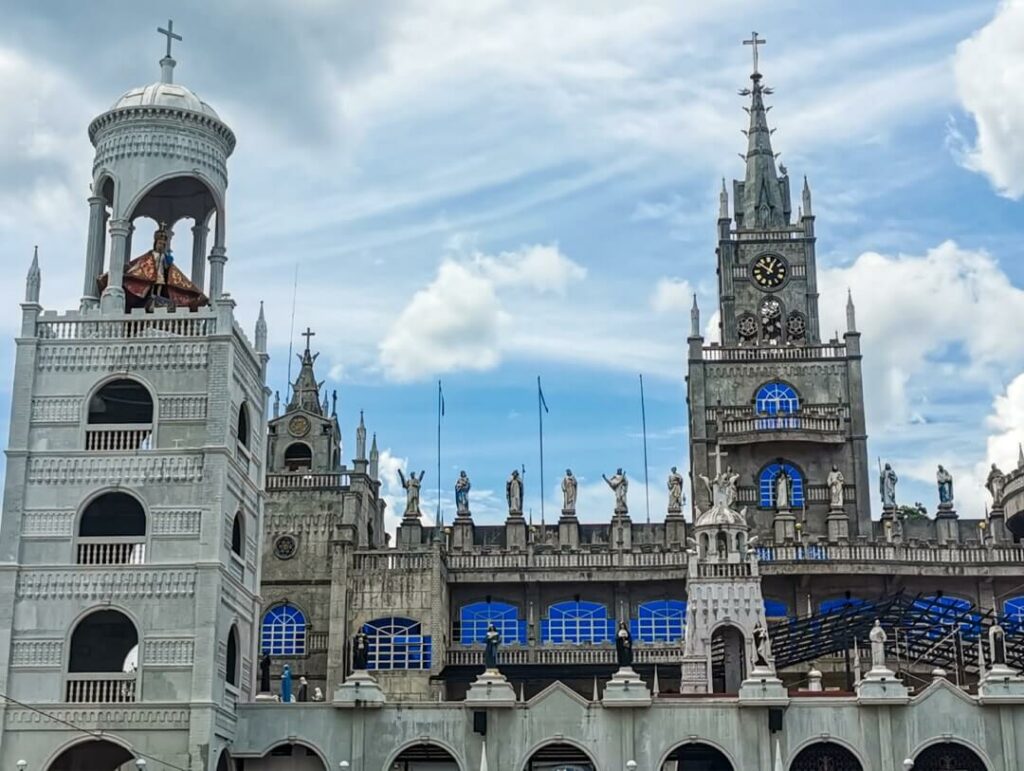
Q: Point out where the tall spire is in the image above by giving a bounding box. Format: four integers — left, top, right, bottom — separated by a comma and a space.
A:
690, 294, 701, 338
369, 433, 379, 480
356, 410, 367, 460
254, 301, 267, 353
25, 246, 40, 304
288, 327, 324, 415
846, 289, 857, 333
802, 176, 813, 217
719, 178, 729, 220
738, 33, 787, 229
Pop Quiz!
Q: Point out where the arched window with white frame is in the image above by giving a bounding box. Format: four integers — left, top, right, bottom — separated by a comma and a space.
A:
261, 603, 307, 656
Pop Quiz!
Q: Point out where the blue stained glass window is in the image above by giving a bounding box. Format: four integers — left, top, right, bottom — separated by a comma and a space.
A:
630, 600, 686, 643
541, 601, 614, 644
911, 596, 981, 641
362, 617, 432, 670
1003, 597, 1024, 635
755, 382, 800, 415
260, 604, 306, 656
457, 601, 526, 645
758, 462, 805, 508
764, 599, 789, 619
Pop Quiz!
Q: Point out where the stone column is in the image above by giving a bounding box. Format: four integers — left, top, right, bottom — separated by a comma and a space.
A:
191, 223, 209, 291
209, 245, 227, 298
81, 195, 107, 307
100, 218, 131, 311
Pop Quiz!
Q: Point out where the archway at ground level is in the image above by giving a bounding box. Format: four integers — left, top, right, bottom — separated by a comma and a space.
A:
245, 742, 328, 771
524, 742, 597, 770
47, 739, 134, 771
912, 742, 987, 771
790, 742, 863, 770
392, 742, 460, 770
663, 742, 734, 770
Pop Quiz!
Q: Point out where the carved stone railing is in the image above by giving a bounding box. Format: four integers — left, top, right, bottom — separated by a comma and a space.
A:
37, 314, 215, 340
85, 425, 153, 452
76, 538, 146, 566
756, 543, 1024, 565
353, 552, 434, 571
696, 562, 751, 578
706, 404, 848, 421
446, 644, 684, 667
701, 343, 847, 363
266, 472, 350, 491
307, 631, 329, 653
445, 551, 689, 572
718, 413, 843, 438
65, 673, 137, 703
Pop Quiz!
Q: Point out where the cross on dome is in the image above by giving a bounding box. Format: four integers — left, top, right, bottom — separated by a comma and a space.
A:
157, 19, 182, 59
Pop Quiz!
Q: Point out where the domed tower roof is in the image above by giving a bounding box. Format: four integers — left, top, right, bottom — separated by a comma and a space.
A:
694, 503, 748, 530
109, 81, 220, 120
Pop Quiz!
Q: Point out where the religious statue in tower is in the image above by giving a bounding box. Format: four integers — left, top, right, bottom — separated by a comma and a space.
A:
98, 223, 208, 311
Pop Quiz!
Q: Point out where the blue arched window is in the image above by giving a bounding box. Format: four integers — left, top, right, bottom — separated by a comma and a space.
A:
362, 617, 432, 670
457, 601, 526, 645
1003, 597, 1024, 635
764, 599, 789, 620
541, 601, 614, 644
758, 462, 805, 508
631, 600, 686, 643
755, 382, 800, 415
911, 596, 981, 641
261, 604, 306, 656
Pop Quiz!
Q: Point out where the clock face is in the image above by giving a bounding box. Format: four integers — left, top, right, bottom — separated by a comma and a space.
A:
288, 415, 310, 437
752, 254, 788, 288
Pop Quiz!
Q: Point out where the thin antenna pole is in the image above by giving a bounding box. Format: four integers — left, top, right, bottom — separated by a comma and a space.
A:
538, 376, 546, 527
640, 374, 651, 525
285, 263, 299, 403
437, 380, 443, 529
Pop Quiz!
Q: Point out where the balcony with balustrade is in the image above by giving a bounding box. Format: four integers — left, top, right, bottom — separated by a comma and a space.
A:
65, 672, 138, 703
707, 403, 848, 445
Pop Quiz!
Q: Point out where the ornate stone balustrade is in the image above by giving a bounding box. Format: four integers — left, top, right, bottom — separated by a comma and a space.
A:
717, 413, 843, 442
266, 472, 350, 491
76, 538, 146, 565
65, 673, 137, 704
696, 562, 751, 578
16, 567, 197, 600
446, 644, 684, 667
307, 631, 329, 653
26, 453, 203, 485
701, 343, 847, 362
84, 425, 153, 452
445, 550, 690, 572
756, 543, 1024, 565
36, 313, 215, 340
353, 552, 434, 571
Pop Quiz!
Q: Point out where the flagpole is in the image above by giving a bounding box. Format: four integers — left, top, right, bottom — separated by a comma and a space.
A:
437, 380, 443, 529
538, 376, 546, 527
640, 374, 651, 525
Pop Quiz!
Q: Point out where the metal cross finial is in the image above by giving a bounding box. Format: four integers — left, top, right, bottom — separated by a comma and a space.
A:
157, 19, 182, 58
301, 327, 316, 351
743, 31, 766, 74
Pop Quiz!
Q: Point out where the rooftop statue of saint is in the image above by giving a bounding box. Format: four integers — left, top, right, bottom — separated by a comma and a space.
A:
97, 224, 208, 310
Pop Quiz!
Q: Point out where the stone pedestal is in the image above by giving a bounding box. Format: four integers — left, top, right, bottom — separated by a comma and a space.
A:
397, 518, 423, 548
665, 513, 687, 547
773, 510, 796, 542
602, 667, 652, 707
558, 512, 579, 549
452, 516, 474, 550
880, 505, 896, 522
506, 516, 527, 550
989, 508, 1008, 543
611, 515, 632, 550
738, 666, 788, 705
979, 664, 1024, 702
935, 506, 960, 545
826, 508, 849, 541
333, 670, 386, 708
856, 665, 908, 704
680, 656, 708, 694
465, 668, 516, 708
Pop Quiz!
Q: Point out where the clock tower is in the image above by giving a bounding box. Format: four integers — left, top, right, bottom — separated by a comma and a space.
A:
687, 37, 872, 541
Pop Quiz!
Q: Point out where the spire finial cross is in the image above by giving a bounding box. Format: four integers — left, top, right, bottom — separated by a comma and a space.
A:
743, 31, 766, 74
157, 19, 182, 59
301, 327, 315, 351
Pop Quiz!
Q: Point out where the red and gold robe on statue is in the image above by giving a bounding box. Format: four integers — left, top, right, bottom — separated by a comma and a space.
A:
98, 251, 208, 310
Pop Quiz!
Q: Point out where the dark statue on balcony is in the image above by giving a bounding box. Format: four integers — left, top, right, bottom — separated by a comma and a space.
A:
615, 621, 633, 668
879, 463, 898, 508
484, 624, 500, 670
937, 464, 954, 506
259, 653, 271, 693
353, 630, 369, 671
455, 470, 471, 516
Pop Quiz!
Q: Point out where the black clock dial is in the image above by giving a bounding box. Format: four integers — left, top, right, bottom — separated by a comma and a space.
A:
752, 254, 788, 288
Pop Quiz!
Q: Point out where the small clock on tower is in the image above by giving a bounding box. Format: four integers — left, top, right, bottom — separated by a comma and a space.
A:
751, 253, 788, 289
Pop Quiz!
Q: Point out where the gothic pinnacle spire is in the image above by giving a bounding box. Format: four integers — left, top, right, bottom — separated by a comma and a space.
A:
356, 410, 367, 460
802, 176, 813, 217
846, 289, 857, 333
369, 433, 379, 479
690, 294, 700, 338
738, 34, 786, 229
25, 246, 40, 304
254, 301, 267, 353
719, 178, 729, 220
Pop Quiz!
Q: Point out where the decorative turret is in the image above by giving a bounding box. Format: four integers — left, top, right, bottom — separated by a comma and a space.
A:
255, 301, 267, 353
288, 328, 324, 415
369, 433, 380, 480
25, 246, 40, 304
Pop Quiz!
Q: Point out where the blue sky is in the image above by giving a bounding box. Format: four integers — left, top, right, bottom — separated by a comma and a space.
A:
1, 1, 1023, 533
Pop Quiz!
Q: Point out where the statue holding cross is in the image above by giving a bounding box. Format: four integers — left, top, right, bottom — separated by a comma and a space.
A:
743, 31, 766, 74
698, 444, 739, 509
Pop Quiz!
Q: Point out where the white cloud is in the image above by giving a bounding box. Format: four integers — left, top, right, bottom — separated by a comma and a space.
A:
650, 277, 693, 313
953, 1, 1024, 198
820, 241, 1024, 428
985, 373, 1024, 474
379, 244, 585, 381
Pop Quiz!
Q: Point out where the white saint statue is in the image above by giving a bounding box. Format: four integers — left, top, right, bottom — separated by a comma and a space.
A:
397, 469, 425, 516
603, 468, 628, 513
561, 469, 578, 512
775, 471, 790, 510
667, 466, 685, 512
869, 620, 887, 671
827, 465, 845, 508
